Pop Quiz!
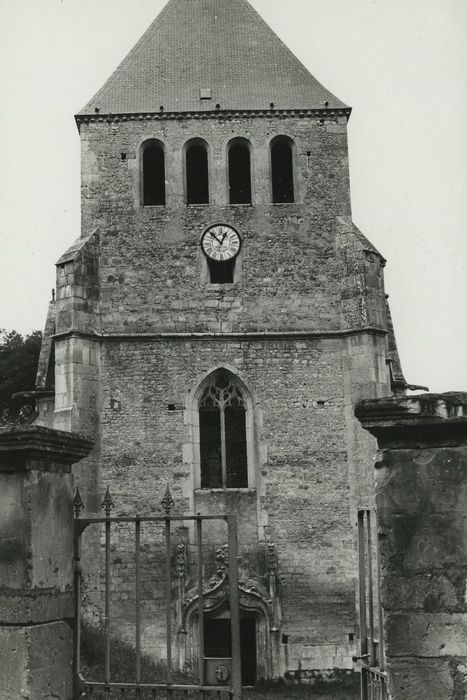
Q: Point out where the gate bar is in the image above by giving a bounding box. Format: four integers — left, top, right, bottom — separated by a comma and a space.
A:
366, 511, 376, 667
376, 522, 385, 671
104, 512, 112, 685
165, 515, 173, 694
135, 518, 141, 689
197, 517, 205, 695
227, 515, 242, 700
78, 515, 229, 524
73, 521, 82, 697
357, 510, 368, 700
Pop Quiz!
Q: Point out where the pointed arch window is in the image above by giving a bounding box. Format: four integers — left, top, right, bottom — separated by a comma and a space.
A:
199, 373, 248, 489
270, 136, 295, 203
228, 139, 252, 204
141, 139, 166, 205
186, 140, 209, 205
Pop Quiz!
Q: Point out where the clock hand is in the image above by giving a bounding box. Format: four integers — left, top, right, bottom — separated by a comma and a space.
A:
221, 232, 228, 243
211, 232, 221, 243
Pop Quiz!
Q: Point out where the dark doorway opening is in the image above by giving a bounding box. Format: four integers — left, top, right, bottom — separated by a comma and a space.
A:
203, 616, 257, 686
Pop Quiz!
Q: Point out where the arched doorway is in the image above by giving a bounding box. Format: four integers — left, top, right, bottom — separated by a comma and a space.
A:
181, 570, 275, 685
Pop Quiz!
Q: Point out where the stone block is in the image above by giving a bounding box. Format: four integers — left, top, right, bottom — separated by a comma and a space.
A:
387, 657, 454, 700
0, 622, 73, 700
381, 573, 464, 613
385, 612, 467, 658
0, 467, 74, 594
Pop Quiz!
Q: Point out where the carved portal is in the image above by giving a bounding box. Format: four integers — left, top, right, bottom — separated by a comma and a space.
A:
176, 541, 282, 681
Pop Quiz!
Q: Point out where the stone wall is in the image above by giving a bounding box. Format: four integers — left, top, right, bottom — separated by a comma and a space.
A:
356, 392, 467, 700
41, 108, 398, 681
75, 330, 387, 676
75, 113, 384, 335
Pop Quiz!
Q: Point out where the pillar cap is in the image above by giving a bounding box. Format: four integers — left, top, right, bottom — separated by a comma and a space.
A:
355, 392, 467, 448
0, 425, 94, 471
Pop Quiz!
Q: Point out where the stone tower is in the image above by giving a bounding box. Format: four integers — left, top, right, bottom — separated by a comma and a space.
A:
35, 0, 407, 684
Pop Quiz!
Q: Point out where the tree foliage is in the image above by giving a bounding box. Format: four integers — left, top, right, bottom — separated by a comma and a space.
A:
0, 329, 42, 413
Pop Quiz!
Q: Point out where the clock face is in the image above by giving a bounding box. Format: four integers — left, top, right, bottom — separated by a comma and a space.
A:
201, 224, 241, 262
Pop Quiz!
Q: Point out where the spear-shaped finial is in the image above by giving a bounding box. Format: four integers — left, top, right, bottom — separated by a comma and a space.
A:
161, 484, 175, 516
101, 486, 115, 516
73, 487, 85, 517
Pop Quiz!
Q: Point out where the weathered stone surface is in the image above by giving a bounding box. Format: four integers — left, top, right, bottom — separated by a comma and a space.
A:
386, 613, 467, 658
357, 393, 467, 700
0, 627, 28, 699
381, 573, 465, 613
387, 658, 454, 700
0, 623, 73, 700
28, 622, 74, 700
0, 465, 74, 595
0, 590, 74, 625
0, 426, 92, 699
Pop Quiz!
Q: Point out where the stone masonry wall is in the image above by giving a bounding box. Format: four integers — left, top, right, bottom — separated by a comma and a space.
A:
79, 334, 368, 675
76, 114, 382, 335
45, 111, 395, 682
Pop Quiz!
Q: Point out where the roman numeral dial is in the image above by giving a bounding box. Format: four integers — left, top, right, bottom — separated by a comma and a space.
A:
201, 224, 242, 262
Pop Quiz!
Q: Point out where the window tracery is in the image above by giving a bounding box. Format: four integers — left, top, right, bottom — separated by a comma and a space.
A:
199, 373, 248, 489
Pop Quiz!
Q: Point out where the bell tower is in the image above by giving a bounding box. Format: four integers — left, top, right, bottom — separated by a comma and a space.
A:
39, 0, 407, 684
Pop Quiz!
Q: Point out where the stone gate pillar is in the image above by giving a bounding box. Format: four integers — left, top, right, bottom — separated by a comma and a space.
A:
356, 392, 467, 700
0, 425, 93, 700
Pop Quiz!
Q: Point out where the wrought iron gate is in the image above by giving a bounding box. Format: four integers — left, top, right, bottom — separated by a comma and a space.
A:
73, 486, 242, 699
357, 509, 388, 700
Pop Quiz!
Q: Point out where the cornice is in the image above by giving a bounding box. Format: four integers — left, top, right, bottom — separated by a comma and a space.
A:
53, 327, 387, 343
75, 107, 352, 128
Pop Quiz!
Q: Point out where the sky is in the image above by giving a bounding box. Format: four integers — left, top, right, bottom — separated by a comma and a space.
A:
0, 0, 466, 393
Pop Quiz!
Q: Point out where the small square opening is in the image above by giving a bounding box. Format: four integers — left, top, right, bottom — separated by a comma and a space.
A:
208, 259, 235, 284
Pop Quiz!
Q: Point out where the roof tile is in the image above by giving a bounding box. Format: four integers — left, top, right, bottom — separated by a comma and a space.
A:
78, 0, 347, 116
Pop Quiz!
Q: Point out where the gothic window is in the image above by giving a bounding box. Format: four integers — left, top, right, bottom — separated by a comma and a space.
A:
270, 136, 295, 203
186, 140, 209, 204
228, 139, 252, 204
141, 140, 166, 205
199, 373, 248, 489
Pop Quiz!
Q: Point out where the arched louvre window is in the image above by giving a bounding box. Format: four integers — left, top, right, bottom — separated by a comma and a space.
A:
199, 373, 248, 489
271, 136, 295, 203
186, 141, 209, 204
141, 140, 166, 205
228, 140, 252, 204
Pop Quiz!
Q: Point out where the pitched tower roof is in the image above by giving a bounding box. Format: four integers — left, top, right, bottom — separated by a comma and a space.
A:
78, 0, 347, 116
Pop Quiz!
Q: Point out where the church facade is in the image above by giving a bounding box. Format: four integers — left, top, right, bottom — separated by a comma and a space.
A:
35, 0, 406, 684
